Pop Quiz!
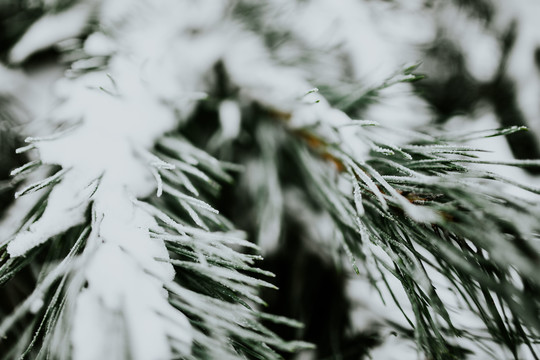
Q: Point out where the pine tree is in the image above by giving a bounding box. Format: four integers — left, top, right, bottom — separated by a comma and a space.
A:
1, 1, 540, 359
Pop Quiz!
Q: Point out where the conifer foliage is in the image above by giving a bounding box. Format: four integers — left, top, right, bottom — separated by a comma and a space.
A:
1, 1, 540, 359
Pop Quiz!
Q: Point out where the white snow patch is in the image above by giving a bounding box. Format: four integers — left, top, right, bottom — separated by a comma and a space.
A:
29, 296, 44, 314
364, 83, 432, 129
7, 171, 88, 257
0, 64, 26, 94
72, 193, 191, 360
217, 100, 242, 144
83, 32, 117, 57
445, 112, 540, 199
9, 2, 96, 64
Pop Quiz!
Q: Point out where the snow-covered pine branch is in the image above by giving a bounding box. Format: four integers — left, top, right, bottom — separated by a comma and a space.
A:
2, 0, 540, 359
0, 1, 313, 359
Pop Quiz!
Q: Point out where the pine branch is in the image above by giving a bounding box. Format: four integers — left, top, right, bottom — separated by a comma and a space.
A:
2, 1, 540, 359
280, 113, 540, 358
0, 2, 312, 359
215, 33, 540, 355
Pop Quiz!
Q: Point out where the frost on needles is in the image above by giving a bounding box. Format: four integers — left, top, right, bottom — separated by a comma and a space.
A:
1, 1, 540, 360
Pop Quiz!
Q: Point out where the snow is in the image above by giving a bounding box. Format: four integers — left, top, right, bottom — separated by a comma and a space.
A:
363, 83, 432, 130
217, 100, 242, 144
83, 32, 117, 57
4, 0, 540, 358
71, 289, 118, 360
270, 0, 433, 86
500, 1, 540, 142
7, 171, 88, 257
437, 4, 501, 82
0, 64, 25, 94
6, 2, 220, 355
5, 62, 192, 356
9, 2, 96, 64
7, 55, 179, 257
72, 233, 191, 360
225, 32, 312, 112
29, 296, 44, 314
244, 157, 284, 255
51, 65, 191, 359
444, 112, 540, 200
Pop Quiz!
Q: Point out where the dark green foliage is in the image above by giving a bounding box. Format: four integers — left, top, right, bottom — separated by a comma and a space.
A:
284, 117, 540, 358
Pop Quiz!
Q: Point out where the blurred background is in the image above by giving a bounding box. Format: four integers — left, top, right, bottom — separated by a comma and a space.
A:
1, 1, 540, 359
